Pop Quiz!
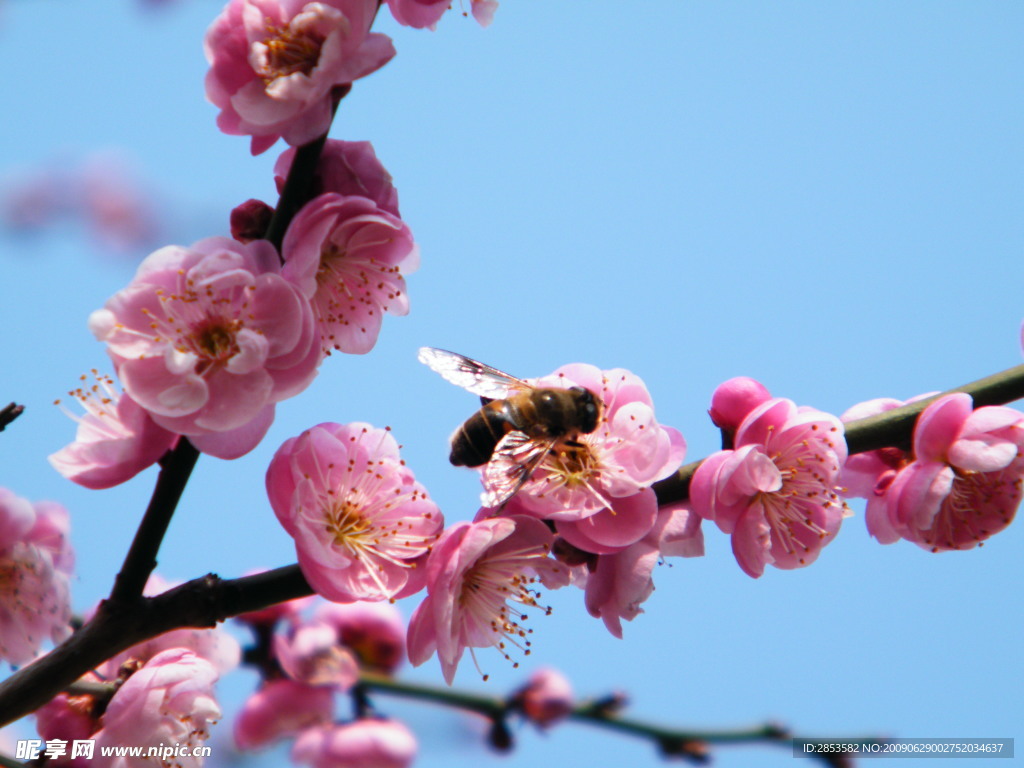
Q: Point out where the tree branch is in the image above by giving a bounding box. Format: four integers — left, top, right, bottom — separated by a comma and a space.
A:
0, 567, 312, 727
358, 671, 881, 765
0, 402, 24, 432
108, 438, 200, 603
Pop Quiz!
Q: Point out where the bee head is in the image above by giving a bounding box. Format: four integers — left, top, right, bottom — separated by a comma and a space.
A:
572, 387, 601, 434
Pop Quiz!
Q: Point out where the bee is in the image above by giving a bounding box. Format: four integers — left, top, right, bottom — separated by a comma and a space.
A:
417, 347, 602, 507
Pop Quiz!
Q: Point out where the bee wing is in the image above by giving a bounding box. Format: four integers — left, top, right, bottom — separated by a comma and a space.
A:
481, 431, 553, 509
418, 347, 533, 400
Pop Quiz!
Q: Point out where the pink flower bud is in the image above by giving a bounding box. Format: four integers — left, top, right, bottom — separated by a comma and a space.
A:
514, 668, 574, 728
230, 199, 274, 243
708, 377, 772, 432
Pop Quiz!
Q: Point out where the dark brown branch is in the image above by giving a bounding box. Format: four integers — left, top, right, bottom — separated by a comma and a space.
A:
109, 438, 200, 603
0, 566, 312, 727
262, 84, 351, 251
0, 403, 24, 432
358, 672, 881, 766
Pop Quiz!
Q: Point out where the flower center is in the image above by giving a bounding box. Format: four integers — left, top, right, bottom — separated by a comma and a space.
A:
194, 319, 239, 361
458, 545, 553, 678
757, 434, 848, 564
921, 468, 1022, 551
260, 23, 325, 81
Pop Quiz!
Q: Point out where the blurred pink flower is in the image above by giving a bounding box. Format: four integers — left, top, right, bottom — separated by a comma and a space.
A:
865, 393, 1024, 551
690, 398, 849, 578
315, 601, 406, 674
89, 237, 320, 449
234, 678, 333, 751
282, 193, 418, 355
35, 676, 103, 767
406, 516, 567, 684
273, 620, 359, 687
93, 649, 220, 768
79, 154, 160, 253
581, 501, 703, 637
385, 0, 497, 29
267, 423, 443, 603
275, 140, 400, 217
292, 719, 417, 768
48, 371, 177, 490
503, 364, 685, 521
0, 491, 73, 665
204, 0, 395, 155
513, 667, 574, 729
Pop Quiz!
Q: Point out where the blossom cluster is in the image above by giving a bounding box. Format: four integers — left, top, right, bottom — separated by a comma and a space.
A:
232, 597, 416, 766
14, 0, 1024, 765
33, 576, 239, 767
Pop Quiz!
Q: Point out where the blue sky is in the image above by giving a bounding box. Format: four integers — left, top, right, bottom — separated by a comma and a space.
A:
1, 2, 1022, 767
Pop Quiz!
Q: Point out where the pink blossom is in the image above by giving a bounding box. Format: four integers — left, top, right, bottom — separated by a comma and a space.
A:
267, 422, 443, 603
690, 398, 849, 578
93, 649, 221, 768
48, 371, 177, 490
282, 193, 417, 355
553, 489, 659, 555
89, 237, 319, 447
865, 393, 1024, 551
406, 516, 567, 684
0, 491, 73, 665
385, 0, 497, 29
274, 620, 360, 687
314, 601, 406, 673
513, 667, 574, 729
384, 0, 448, 29
292, 719, 417, 768
501, 364, 685, 521
580, 502, 703, 638
204, 0, 395, 155
234, 679, 334, 751
708, 376, 772, 434
275, 140, 400, 217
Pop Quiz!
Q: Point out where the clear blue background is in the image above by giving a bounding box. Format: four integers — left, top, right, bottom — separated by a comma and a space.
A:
1, 2, 1021, 767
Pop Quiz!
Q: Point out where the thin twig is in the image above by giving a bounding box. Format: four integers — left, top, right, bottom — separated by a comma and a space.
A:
0, 403, 24, 432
